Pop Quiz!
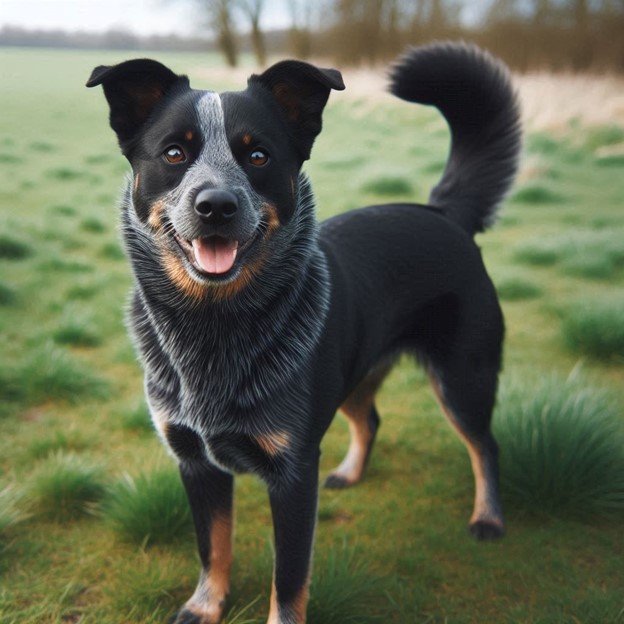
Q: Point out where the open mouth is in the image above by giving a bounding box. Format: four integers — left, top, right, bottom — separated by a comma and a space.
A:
172, 230, 259, 279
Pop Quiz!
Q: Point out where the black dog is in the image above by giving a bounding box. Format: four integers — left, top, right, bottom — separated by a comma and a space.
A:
88, 42, 521, 624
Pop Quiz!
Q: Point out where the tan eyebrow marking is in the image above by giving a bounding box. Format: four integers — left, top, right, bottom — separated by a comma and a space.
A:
185, 130, 194, 141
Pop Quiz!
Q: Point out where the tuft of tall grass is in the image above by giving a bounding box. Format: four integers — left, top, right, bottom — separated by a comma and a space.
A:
307, 545, 390, 624
0, 282, 16, 306
495, 373, 624, 517
101, 469, 192, 546
0, 486, 28, 538
118, 402, 153, 433
0, 343, 109, 411
0, 235, 32, 259
53, 319, 102, 348
561, 300, 624, 360
362, 175, 413, 196
46, 167, 87, 181
511, 184, 565, 204
100, 242, 125, 260
28, 430, 91, 459
80, 217, 107, 233
514, 229, 624, 276
107, 556, 189, 621
496, 276, 542, 301
51, 204, 77, 216
29, 453, 106, 521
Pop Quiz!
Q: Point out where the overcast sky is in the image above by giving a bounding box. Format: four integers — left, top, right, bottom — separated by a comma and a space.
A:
1, 0, 292, 35
1, 1, 490, 36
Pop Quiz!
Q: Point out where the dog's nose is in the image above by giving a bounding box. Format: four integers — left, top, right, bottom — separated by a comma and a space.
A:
194, 189, 238, 225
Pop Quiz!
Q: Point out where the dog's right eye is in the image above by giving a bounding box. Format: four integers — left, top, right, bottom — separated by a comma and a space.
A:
163, 145, 186, 164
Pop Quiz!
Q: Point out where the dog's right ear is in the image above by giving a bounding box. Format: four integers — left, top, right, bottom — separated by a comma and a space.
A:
86, 59, 189, 147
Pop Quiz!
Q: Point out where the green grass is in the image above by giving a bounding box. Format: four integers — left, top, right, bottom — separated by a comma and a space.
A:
27, 430, 91, 459
0, 343, 108, 415
361, 175, 414, 196
118, 403, 154, 433
81, 217, 107, 233
495, 374, 624, 517
0, 281, 16, 305
495, 276, 542, 301
561, 300, 624, 360
28, 453, 107, 521
0, 486, 28, 539
101, 468, 192, 545
0, 235, 32, 259
1, 47, 623, 623
511, 184, 565, 204
53, 319, 102, 347
308, 545, 391, 623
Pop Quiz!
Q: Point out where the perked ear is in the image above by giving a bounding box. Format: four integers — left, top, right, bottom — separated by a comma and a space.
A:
249, 60, 345, 161
86, 58, 188, 147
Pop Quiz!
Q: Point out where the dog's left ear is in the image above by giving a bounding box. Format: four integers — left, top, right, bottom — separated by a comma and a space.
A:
249, 60, 345, 161
86, 58, 189, 148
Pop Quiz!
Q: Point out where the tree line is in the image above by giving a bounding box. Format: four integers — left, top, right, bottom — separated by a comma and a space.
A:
200, 0, 624, 72
2, 1, 623, 72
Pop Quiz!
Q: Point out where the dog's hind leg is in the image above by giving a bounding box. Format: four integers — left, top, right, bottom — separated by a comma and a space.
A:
427, 362, 505, 540
324, 362, 392, 489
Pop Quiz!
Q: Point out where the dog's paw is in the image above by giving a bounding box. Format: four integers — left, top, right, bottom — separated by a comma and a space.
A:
168, 609, 206, 624
469, 519, 505, 541
324, 473, 355, 489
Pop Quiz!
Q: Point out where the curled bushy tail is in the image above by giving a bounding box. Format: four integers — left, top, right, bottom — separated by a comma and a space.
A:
389, 42, 522, 235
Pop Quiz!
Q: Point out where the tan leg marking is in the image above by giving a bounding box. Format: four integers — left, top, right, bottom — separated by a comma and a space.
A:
328, 365, 390, 486
186, 511, 233, 623
428, 373, 503, 528
255, 431, 290, 457
267, 578, 309, 624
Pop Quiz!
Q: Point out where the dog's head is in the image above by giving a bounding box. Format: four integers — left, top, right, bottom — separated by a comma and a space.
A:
87, 58, 344, 299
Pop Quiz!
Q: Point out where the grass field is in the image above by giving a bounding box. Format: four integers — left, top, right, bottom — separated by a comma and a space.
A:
1, 47, 623, 623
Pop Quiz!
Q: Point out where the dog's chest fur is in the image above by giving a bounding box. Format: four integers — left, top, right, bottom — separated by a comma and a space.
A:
124, 182, 330, 476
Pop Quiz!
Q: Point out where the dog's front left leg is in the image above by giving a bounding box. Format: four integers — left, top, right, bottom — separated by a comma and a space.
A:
267, 450, 320, 624
172, 453, 234, 624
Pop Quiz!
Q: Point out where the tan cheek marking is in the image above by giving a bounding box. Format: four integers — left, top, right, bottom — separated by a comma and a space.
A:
290, 176, 296, 201
148, 199, 165, 230
242, 133, 252, 145
162, 250, 207, 301
134, 173, 140, 192
255, 431, 290, 457
185, 130, 194, 141
264, 202, 280, 235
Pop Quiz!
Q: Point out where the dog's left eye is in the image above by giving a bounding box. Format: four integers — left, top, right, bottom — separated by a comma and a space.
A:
249, 149, 269, 167
163, 145, 186, 164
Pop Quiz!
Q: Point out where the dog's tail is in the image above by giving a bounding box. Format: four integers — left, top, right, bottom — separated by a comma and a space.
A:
389, 42, 522, 235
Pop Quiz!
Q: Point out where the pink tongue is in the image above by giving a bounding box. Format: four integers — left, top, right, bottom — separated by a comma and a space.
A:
191, 237, 238, 274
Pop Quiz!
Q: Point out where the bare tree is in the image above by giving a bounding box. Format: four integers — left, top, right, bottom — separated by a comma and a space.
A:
239, 0, 267, 66
286, 0, 313, 58
188, 0, 238, 67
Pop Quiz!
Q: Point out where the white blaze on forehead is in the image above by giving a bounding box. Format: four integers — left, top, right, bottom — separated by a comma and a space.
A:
194, 92, 243, 178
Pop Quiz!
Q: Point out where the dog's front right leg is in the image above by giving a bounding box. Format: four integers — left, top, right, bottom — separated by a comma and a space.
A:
267, 450, 320, 624
170, 436, 234, 624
